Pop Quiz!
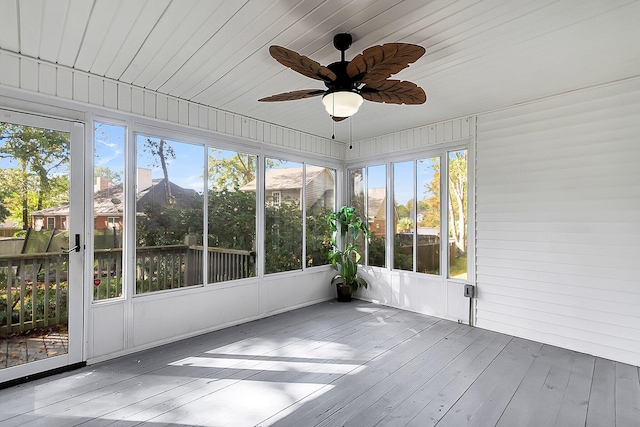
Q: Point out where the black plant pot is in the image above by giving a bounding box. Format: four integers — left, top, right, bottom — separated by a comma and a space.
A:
336, 283, 352, 302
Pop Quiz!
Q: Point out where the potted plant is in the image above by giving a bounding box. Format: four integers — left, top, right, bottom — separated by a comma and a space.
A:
327, 205, 369, 302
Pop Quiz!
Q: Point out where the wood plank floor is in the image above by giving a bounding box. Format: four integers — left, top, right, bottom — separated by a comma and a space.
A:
0, 301, 638, 426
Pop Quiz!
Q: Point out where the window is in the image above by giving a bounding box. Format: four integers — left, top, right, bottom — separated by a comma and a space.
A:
393, 161, 414, 271
207, 147, 257, 282
305, 165, 335, 268
417, 157, 440, 275
348, 145, 468, 279
367, 165, 386, 267
46, 217, 55, 229
107, 217, 120, 230
348, 165, 386, 267
447, 149, 468, 279
264, 158, 302, 274
136, 135, 205, 293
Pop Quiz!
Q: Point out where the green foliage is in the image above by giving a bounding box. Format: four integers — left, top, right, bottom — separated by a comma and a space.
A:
93, 276, 122, 300
327, 206, 369, 291
0, 190, 10, 223
449, 254, 468, 279
0, 123, 70, 229
306, 206, 332, 267
367, 232, 386, 267
0, 280, 68, 332
209, 151, 259, 191
397, 217, 413, 233
208, 190, 256, 250
135, 187, 330, 275
393, 235, 413, 271
395, 203, 410, 218
136, 195, 203, 247
265, 201, 303, 273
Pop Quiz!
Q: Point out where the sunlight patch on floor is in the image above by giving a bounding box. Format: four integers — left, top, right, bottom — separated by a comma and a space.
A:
169, 356, 365, 375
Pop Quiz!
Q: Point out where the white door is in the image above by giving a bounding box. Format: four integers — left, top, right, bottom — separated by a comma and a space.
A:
0, 109, 84, 384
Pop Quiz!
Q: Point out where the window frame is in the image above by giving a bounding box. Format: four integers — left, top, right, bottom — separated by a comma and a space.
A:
100, 122, 342, 294
346, 140, 471, 281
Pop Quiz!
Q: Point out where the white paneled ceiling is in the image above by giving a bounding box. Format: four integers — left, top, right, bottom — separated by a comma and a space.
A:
1, 0, 638, 141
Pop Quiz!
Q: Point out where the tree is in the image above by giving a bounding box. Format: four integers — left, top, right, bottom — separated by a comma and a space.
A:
0, 124, 69, 229
208, 151, 257, 190
265, 201, 303, 273
422, 153, 467, 251
208, 190, 256, 250
397, 217, 413, 233
141, 137, 174, 203
421, 167, 441, 228
448, 151, 467, 252
208, 151, 280, 190
395, 202, 410, 218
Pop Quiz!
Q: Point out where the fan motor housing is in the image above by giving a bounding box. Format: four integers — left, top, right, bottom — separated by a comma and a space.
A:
325, 61, 361, 92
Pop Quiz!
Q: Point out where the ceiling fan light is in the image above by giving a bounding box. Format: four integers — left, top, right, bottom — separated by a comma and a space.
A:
322, 90, 363, 118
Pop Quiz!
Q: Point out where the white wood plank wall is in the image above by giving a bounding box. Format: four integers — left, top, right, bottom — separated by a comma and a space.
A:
346, 116, 473, 160
0, 50, 343, 159
475, 78, 640, 366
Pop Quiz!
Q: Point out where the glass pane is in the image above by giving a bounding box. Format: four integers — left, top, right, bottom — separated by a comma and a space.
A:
93, 122, 125, 300
448, 149, 468, 279
208, 148, 256, 282
393, 161, 414, 271
417, 157, 440, 275
367, 165, 386, 267
136, 135, 205, 293
305, 165, 334, 268
0, 122, 70, 367
348, 168, 366, 262
264, 159, 303, 274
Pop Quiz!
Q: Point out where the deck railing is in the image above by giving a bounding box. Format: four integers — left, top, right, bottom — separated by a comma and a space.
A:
1, 245, 254, 336
134, 245, 254, 294
0, 252, 69, 336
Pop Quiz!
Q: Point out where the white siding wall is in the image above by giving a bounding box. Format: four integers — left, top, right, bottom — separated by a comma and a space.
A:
346, 117, 473, 161
475, 78, 640, 366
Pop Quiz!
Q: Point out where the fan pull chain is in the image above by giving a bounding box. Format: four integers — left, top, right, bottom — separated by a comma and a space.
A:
349, 116, 353, 149
331, 94, 336, 139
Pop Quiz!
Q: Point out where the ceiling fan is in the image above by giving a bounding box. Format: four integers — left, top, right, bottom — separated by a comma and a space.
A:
258, 33, 426, 121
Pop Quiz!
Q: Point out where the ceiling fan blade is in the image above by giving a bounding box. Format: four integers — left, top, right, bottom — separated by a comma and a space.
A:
361, 80, 426, 105
346, 43, 425, 85
258, 89, 325, 102
269, 46, 337, 82
331, 116, 348, 122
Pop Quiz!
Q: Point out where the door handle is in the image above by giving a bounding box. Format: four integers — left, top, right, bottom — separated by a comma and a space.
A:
62, 234, 81, 253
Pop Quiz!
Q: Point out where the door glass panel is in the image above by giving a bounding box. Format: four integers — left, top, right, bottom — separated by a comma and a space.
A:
0, 122, 70, 369
93, 122, 125, 300
448, 149, 468, 279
